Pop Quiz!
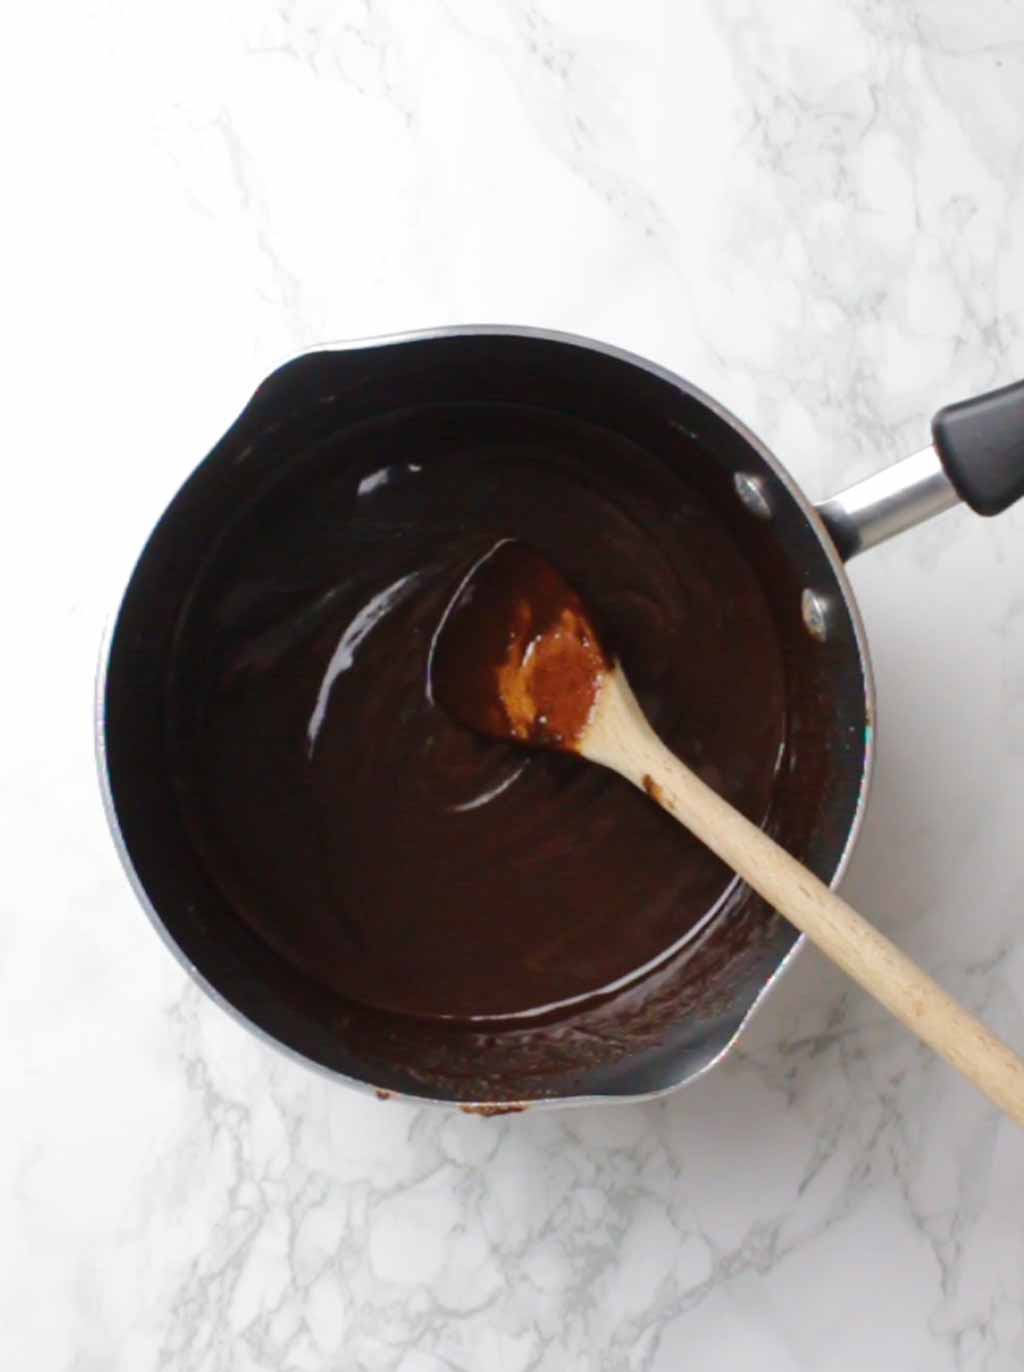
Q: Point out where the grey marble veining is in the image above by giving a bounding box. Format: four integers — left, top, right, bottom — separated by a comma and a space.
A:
4, 1, 1024, 1367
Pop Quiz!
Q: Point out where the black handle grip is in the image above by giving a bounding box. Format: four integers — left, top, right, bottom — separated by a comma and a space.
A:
932, 379, 1024, 516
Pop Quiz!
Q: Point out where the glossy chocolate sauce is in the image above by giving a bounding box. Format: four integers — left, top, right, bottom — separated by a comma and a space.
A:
169, 404, 787, 1024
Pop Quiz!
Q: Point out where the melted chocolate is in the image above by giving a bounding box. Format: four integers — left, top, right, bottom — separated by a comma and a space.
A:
169, 404, 787, 1024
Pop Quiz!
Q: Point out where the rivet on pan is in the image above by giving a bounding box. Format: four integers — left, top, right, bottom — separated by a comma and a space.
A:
733, 472, 772, 520
801, 589, 830, 642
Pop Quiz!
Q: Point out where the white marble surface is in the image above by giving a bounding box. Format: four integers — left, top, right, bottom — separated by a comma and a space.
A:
5, 1, 1024, 1367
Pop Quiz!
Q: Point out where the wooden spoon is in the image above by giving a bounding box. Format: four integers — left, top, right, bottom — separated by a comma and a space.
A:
430, 540, 1024, 1126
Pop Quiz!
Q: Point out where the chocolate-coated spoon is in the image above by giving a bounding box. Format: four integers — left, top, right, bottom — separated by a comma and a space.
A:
431, 540, 1024, 1126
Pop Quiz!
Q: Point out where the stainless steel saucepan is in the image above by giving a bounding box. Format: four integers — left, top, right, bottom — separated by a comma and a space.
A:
97, 328, 1024, 1108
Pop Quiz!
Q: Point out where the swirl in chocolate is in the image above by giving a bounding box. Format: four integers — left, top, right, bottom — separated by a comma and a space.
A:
168, 405, 786, 1023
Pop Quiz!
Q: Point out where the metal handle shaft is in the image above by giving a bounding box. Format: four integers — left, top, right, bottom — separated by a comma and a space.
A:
816, 446, 961, 562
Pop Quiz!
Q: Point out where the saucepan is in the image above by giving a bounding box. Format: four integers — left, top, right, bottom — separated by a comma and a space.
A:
96, 328, 1024, 1109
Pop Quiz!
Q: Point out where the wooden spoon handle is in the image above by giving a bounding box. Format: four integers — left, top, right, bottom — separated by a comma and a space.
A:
586, 673, 1024, 1126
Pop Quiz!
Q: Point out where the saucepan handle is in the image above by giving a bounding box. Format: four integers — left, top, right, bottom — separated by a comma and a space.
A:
816, 378, 1024, 561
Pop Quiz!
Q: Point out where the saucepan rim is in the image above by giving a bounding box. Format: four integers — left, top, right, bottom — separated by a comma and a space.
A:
95, 324, 875, 1111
